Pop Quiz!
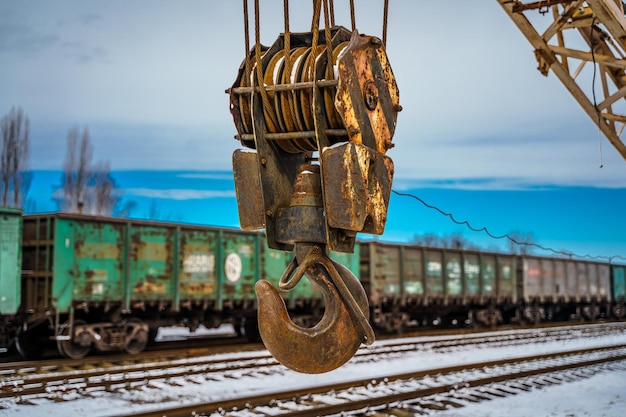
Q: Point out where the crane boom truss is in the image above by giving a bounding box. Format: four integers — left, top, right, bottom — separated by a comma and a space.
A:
499, 0, 626, 160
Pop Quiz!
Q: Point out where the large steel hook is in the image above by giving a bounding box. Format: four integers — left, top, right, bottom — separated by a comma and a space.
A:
255, 245, 374, 374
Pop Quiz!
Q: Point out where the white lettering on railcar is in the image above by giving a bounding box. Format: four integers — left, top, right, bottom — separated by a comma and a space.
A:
183, 253, 215, 273
427, 261, 442, 273
92, 283, 104, 295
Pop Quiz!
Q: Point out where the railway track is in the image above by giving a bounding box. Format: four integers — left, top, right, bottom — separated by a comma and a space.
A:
0, 322, 625, 416
1, 322, 624, 395
125, 345, 626, 417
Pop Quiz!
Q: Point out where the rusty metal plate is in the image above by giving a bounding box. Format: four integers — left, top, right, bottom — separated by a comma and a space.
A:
232, 149, 265, 230
321, 142, 394, 235
335, 30, 400, 155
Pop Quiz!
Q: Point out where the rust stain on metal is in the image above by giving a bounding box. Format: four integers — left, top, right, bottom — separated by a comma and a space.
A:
232, 150, 265, 230
133, 278, 166, 294
321, 142, 393, 235
178, 282, 215, 295
76, 242, 120, 259
335, 30, 400, 155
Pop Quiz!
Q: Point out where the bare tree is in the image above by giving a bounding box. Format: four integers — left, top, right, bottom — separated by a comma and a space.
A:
59, 127, 93, 213
412, 233, 441, 247
56, 127, 121, 216
0, 107, 31, 208
412, 232, 479, 250
507, 230, 535, 255
92, 160, 119, 215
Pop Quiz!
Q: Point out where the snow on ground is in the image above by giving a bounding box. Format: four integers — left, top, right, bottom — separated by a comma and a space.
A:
1, 323, 625, 417
437, 369, 626, 417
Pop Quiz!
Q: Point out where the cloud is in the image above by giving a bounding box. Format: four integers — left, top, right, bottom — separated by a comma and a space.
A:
62, 43, 108, 64
392, 175, 626, 191
0, 19, 59, 54
177, 173, 234, 180
124, 188, 235, 200
76, 13, 102, 25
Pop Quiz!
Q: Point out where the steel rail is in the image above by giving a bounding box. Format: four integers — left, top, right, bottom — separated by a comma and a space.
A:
117, 344, 626, 417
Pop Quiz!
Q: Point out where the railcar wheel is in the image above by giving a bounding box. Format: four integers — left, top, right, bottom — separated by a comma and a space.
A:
58, 320, 91, 359
15, 321, 51, 359
234, 319, 244, 337
123, 318, 148, 355
242, 317, 260, 342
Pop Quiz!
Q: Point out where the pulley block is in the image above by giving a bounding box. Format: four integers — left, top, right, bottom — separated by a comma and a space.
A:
229, 25, 400, 252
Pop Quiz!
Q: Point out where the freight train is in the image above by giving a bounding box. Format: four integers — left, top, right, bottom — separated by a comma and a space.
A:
1, 208, 625, 359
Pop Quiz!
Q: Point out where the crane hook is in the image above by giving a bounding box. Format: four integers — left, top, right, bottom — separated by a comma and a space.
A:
255, 245, 374, 374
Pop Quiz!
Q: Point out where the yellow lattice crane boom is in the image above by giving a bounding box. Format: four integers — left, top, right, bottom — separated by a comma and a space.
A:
499, 0, 626, 160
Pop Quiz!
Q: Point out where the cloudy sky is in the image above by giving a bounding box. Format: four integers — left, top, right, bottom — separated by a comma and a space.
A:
1, 1, 626, 258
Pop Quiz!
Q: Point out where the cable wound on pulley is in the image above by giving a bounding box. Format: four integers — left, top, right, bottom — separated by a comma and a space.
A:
229, 26, 354, 153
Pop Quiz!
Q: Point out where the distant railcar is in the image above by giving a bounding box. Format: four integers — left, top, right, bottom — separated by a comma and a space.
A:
518, 256, 612, 323
358, 241, 518, 330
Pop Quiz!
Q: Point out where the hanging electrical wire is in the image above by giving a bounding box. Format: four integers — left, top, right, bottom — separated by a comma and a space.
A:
391, 189, 626, 263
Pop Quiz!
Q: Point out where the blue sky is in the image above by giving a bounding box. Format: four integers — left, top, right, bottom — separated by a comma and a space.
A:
1, 1, 626, 260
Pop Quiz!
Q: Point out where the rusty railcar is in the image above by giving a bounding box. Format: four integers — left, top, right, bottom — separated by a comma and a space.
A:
358, 241, 518, 330
12, 213, 359, 359
519, 256, 613, 322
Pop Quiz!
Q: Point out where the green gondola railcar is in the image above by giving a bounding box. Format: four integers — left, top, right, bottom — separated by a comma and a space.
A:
16, 213, 352, 358
0, 207, 22, 351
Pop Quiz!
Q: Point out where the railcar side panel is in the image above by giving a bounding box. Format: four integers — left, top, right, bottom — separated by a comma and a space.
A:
444, 252, 462, 298
566, 262, 578, 301
0, 207, 22, 315
613, 265, 626, 301
424, 249, 444, 300
553, 260, 566, 300
463, 253, 480, 298
522, 258, 541, 302
402, 246, 424, 298
129, 224, 175, 302
577, 263, 590, 300
588, 264, 598, 297
178, 228, 220, 301
597, 264, 611, 300
495, 255, 516, 302
364, 242, 402, 303
540, 258, 555, 301
65, 219, 125, 305
611, 265, 626, 302
481, 255, 497, 299
219, 231, 263, 303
